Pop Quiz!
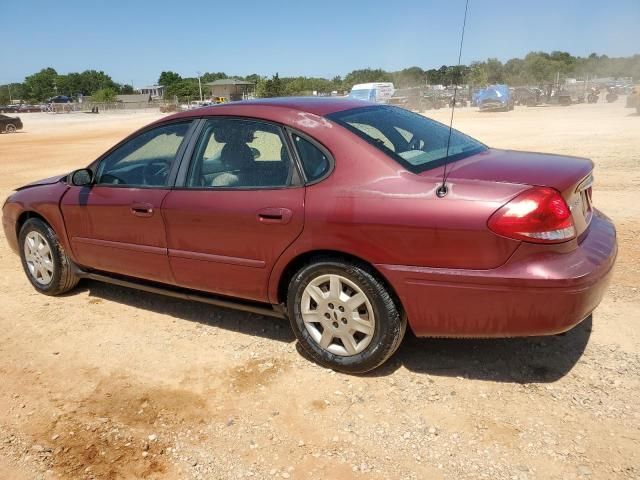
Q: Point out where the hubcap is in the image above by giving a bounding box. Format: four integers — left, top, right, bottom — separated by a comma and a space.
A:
301, 274, 375, 356
24, 231, 54, 285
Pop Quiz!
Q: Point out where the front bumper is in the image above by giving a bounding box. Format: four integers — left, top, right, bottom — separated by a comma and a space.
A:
377, 210, 617, 337
2, 203, 19, 254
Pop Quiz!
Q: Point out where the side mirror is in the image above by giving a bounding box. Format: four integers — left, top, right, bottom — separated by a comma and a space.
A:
250, 147, 261, 159
69, 168, 94, 186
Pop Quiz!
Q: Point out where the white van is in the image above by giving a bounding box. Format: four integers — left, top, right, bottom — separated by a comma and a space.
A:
349, 82, 395, 103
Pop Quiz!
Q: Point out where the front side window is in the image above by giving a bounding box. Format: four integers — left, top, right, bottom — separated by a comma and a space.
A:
96, 122, 190, 186
187, 118, 291, 188
292, 134, 331, 182
326, 105, 486, 173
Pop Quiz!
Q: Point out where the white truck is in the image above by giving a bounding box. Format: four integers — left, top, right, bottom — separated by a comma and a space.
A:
349, 82, 395, 103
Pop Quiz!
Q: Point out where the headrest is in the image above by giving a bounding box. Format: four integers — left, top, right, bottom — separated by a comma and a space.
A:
214, 124, 255, 144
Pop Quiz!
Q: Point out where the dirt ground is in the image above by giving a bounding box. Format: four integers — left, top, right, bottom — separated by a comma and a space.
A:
0, 101, 638, 480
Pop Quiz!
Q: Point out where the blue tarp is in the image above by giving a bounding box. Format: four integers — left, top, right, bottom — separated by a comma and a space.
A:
473, 85, 511, 106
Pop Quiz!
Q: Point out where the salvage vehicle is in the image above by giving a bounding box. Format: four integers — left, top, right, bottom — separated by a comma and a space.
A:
388, 87, 420, 110
475, 85, 514, 111
512, 87, 542, 106
2, 98, 617, 373
0, 114, 23, 133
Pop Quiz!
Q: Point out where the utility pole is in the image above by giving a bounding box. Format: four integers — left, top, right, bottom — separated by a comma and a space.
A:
197, 71, 203, 102
7, 83, 12, 103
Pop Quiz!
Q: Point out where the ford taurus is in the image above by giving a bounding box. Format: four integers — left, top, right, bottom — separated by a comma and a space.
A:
2, 98, 617, 372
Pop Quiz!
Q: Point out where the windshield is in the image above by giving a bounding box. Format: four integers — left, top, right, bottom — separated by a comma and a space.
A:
349, 89, 375, 101
326, 105, 487, 173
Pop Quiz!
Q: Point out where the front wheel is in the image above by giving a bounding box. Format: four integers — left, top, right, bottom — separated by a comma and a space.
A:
5, 124, 16, 133
287, 259, 406, 373
19, 218, 79, 295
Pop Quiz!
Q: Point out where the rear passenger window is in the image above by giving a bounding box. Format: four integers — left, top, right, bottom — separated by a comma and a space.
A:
186, 118, 292, 188
293, 135, 330, 182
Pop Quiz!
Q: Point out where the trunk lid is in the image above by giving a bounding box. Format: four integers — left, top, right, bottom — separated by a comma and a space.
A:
438, 148, 595, 238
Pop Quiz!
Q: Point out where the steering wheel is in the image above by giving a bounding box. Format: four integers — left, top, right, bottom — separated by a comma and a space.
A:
143, 162, 168, 186
99, 173, 126, 185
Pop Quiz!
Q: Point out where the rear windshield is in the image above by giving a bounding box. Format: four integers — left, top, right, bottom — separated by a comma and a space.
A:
326, 105, 486, 173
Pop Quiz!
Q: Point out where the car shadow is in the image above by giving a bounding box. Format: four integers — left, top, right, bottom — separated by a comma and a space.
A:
77, 280, 295, 343
76, 280, 591, 382
365, 315, 593, 383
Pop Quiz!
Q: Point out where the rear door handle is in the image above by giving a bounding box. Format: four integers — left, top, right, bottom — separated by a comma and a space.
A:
257, 207, 293, 224
131, 202, 154, 217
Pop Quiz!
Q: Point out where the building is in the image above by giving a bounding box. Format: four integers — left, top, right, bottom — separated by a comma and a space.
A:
139, 85, 165, 99
205, 79, 254, 101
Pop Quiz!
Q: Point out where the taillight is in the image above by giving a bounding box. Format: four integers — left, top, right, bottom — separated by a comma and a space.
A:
488, 187, 576, 243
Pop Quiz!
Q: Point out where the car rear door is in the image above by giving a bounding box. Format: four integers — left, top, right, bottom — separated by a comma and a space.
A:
60, 120, 194, 283
161, 117, 305, 302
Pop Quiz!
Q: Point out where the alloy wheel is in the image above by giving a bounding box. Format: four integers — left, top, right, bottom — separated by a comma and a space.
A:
300, 274, 375, 356
24, 231, 54, 285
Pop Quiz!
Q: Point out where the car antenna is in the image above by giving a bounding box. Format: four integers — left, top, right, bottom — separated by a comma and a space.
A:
437, 0, 470, 198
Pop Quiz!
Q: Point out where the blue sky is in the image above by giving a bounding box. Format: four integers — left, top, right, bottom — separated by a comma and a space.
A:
1, 0, 638, 86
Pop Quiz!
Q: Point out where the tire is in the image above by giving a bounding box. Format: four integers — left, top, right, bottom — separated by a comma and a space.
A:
287, 258, 406, 373
5, 124, 16, 133
19, 218, 79, 295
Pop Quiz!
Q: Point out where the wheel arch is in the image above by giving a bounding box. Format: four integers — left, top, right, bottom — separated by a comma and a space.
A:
274, 249, 405, 318
16, 210, 50, 238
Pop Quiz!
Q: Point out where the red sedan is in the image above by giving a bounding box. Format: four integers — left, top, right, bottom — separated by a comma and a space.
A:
2, 98, 617, 372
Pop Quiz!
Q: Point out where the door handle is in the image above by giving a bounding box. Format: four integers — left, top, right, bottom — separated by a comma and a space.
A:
257, 207, 293, 224
131, 202, 154, 217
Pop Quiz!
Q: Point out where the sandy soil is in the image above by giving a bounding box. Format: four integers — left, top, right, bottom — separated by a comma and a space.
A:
0, 102, 638, 480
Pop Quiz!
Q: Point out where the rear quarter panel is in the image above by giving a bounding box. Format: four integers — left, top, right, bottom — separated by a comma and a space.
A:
267, 119, 527, 303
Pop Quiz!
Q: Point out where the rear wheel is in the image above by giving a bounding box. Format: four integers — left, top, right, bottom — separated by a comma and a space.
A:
19, 218, 79, 295
5, 124, 16, 133
287, 259, 406, 373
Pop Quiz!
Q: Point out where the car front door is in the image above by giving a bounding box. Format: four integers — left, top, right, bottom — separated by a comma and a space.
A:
161, 117, 305, 302
60, 121, 194, 283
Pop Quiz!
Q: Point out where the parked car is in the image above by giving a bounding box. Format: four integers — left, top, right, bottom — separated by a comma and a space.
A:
0, 114, 23, 133
46, 95, 73, 104
0, 105, 20, 114
2, 98, 617, 373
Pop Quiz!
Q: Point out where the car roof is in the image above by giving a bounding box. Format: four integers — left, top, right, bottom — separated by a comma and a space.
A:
165, 96, 372, 121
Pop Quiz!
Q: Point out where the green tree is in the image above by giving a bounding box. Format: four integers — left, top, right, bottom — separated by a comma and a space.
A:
92, 88, 118, 103
343, 68, 392, 89
23, 67, 58, 102
158, 71, 182, 86
485, 58, 504, 84
165, 79, 199, 101
0, 86, 10, 105
256, 73, 285, 98
465, 62, 488, 87
201, 72, 228, 83
391, 66, 426, 88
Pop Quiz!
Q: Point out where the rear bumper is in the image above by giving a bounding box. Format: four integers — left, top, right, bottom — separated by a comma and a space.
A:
377, 210, 617, 337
